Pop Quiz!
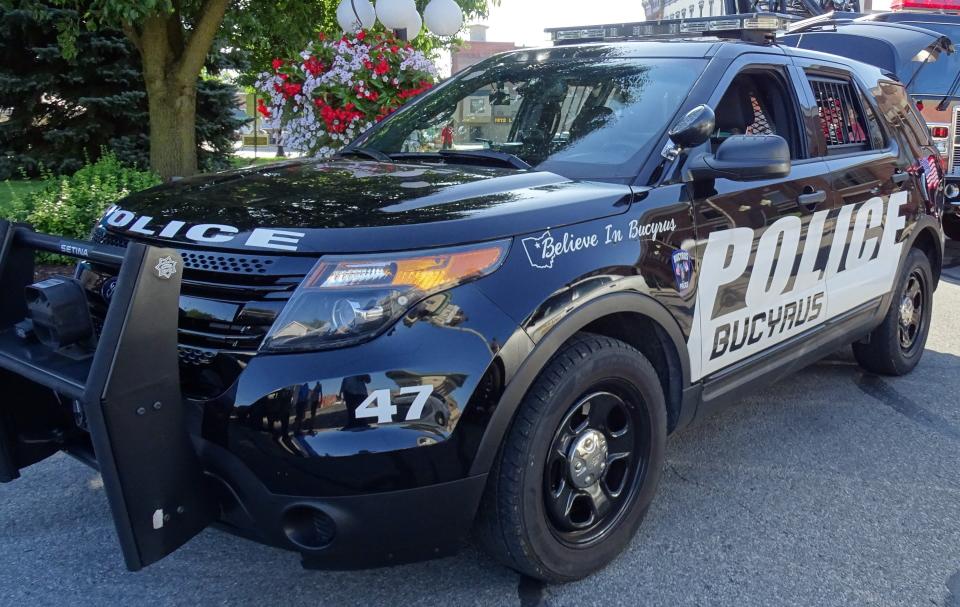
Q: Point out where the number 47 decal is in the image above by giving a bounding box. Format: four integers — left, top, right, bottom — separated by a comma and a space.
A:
354, 385, 434, 424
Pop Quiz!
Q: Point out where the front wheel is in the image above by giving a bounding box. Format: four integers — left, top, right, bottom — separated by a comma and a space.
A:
475, 333, 667, 582
853, 248, 934, 375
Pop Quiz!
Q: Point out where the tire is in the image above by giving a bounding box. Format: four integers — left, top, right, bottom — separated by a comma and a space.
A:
853, 248, 933, 375
475, 332, 667, 582
944, 213, 960, 241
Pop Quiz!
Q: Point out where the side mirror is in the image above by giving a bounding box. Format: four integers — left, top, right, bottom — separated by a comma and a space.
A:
685, 135, 791, 182
668, 105, 716, 149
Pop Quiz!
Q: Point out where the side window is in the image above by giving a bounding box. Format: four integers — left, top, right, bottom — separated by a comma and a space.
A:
712, 70, 803, 159
856, 89, 886, 151
862, 80, 928, 156
807, 75, 875, 154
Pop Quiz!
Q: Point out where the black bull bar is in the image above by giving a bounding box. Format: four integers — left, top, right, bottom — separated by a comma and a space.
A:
0, 219, 215, 570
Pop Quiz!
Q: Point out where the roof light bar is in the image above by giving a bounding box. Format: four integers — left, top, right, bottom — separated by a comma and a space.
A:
546, 12, 800, 45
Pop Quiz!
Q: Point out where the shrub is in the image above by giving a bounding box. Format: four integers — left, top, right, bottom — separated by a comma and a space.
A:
8, 152, 160, 242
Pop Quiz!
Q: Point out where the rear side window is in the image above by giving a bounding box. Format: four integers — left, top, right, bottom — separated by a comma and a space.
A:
807, 76, 876, 154
855, 89, 886, 151
872, 81, 931, 157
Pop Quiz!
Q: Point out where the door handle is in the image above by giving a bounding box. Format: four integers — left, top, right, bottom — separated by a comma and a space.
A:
797, 189, 827, 210
891, 172, 910, 185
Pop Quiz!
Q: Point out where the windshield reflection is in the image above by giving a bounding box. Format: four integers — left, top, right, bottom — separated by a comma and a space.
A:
356, 53, 703, 181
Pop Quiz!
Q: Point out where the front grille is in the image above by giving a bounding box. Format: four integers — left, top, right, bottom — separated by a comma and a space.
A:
953, 106, 960, 175
88, 227, 315, 366
180, 251, 275, 274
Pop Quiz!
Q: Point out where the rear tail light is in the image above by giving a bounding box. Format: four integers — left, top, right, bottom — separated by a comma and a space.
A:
931, 126, 949, 139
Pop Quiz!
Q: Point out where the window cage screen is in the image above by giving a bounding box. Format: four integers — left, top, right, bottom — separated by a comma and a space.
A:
810, 78, 868, 147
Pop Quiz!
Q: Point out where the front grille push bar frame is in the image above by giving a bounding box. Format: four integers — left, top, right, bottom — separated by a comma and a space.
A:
0, 219, 214, 570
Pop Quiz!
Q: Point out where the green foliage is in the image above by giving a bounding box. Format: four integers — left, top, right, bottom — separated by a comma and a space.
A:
0, 2, 248, 179
6, 151, 160, 241
22, 0, 495, 177
0, 180, 46, 216
48, 0, 496, 82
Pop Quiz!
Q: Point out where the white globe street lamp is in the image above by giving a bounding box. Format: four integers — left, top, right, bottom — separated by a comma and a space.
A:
404, 10, 423, 41
375, 0, 418, 30
370, 0, 465, 39
423, 0, 464, 37
336, 0, 377, 32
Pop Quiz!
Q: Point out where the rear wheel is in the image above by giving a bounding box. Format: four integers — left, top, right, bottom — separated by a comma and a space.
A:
944, 213, 960, 241
853, 248, 933, 375
475, 333, 666, 582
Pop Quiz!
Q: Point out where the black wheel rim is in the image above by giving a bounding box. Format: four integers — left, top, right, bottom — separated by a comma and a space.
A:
543, 383, 650, 545
898, 270, 925, 353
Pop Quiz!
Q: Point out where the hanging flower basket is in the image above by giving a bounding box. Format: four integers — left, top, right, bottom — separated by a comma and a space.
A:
255, 31, 438, 158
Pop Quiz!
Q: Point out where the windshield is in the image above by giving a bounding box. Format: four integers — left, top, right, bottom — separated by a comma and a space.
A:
354, 54, 704, 180
901, 22, 960, 97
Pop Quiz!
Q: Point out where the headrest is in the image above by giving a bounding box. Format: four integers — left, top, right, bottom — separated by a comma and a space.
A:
715, 84, 758, 133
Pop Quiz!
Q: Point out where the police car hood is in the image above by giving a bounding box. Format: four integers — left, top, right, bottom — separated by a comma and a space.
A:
104, 159, 633, 254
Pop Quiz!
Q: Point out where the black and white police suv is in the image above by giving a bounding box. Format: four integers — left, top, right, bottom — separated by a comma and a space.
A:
0, 22, 945, 582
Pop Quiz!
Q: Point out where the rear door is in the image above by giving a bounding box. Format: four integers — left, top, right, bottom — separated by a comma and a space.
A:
792, 59, 922, 320
687, 55, 834, 382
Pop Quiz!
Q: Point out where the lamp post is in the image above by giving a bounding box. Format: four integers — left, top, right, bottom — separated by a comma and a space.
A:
336, 0, 465, 39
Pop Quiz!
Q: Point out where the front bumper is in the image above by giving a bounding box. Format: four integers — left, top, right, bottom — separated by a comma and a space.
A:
199, 437, 488, 567
945, 175, 960, 215
0, 221, 524, 570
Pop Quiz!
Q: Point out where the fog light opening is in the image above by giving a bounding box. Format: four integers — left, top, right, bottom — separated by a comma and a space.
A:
944, 183, 960, 200
282, 505, 337, 550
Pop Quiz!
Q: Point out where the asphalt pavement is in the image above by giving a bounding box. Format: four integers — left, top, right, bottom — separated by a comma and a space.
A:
2, 243, 960, 607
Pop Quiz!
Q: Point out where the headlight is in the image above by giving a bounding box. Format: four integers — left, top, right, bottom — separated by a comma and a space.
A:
261, 240, 510, 353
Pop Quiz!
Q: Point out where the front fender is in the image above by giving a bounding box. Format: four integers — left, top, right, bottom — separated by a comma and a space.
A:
469, 291, 694, 476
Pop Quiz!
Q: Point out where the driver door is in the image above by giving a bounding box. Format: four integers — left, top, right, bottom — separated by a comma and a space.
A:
687, 58, 834, 389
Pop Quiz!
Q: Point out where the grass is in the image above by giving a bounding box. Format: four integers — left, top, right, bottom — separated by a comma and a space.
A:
230, 156, 286, 169
0, 180, 46, 216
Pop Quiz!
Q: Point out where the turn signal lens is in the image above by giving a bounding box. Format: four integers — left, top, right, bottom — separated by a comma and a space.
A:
308, 246, 506, 292
262, 241, 510, 353
931, 126, 949, 139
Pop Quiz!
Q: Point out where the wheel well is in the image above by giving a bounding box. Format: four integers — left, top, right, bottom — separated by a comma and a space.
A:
912, 227, 942, 287
582, 313, 684, 433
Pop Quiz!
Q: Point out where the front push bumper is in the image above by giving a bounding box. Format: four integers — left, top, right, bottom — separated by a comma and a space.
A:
0, 220, 216, 570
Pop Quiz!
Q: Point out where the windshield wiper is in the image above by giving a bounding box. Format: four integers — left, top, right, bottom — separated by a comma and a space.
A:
437, 149, 532, 170
335, 147, 394, 163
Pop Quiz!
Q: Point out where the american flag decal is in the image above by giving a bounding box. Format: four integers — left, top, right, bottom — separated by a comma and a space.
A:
922, 155, 941, 192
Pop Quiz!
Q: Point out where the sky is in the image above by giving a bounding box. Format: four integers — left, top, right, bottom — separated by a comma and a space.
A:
481, 1, 646, 47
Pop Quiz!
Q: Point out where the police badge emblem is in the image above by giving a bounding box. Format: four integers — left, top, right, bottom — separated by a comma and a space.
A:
155, 256, 178, 280
671, 249, 692, 291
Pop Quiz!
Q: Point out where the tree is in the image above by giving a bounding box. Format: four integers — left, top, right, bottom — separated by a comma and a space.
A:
0, 2, 247, 179
46, 0, 496, 180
